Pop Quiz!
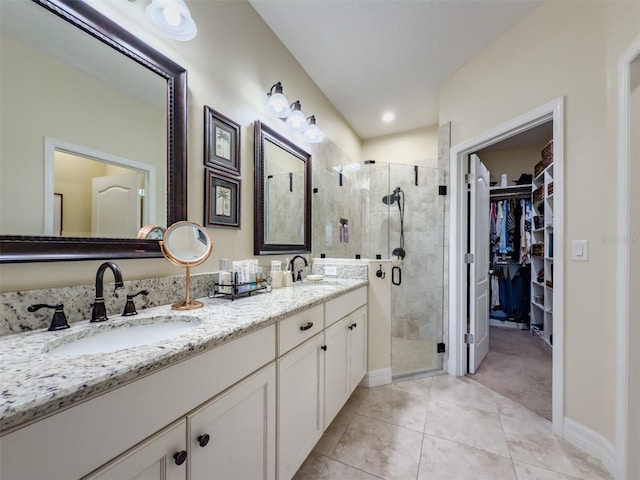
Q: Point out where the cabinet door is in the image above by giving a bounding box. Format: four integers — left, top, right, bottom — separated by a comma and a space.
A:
348, 306, 368, 391
84, 420, 187, 480
323, 316, 350, 427
277, 333, 325, 480
189, 364, 276, 480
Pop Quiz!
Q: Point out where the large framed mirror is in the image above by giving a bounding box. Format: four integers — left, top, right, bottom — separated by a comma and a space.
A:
0, 0, 187, 263
254, 121, 311, 255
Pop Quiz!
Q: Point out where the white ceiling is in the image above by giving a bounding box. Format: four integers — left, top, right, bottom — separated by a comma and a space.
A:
249, 0, 542, 140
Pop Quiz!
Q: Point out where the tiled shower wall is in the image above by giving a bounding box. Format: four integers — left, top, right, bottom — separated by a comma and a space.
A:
266, 170, 305, 244
313, 160, 447, 373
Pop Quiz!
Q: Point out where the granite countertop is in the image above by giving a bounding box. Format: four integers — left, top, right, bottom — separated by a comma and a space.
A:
0, 278, 367, 433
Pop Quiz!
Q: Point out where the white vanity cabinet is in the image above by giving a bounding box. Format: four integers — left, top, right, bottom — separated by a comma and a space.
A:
278, 287, 367, 480
277, 332, 326, 480
188, 364, 276, 480
86, 364, 277, 480
84, 419, 188, 480
0, 284, 368, 480
0, 325, 275, 480
324, 305, 367, 427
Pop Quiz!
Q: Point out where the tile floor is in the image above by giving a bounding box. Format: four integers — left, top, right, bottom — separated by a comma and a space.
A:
293, 374, 612, 480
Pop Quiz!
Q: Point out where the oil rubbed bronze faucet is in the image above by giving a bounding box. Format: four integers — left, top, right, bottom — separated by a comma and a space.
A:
289, 255, 308, 282
91, 262, 124, 322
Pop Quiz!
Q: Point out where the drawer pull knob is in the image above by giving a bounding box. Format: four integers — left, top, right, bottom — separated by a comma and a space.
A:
299, 322, 314, 331
174, 450, 188, 465
348, 323, 357, 330
197, 434, 210, 447
321, 345, 327, 351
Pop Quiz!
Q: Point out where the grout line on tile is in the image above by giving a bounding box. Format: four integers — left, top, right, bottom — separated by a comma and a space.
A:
316, 453, 387, 480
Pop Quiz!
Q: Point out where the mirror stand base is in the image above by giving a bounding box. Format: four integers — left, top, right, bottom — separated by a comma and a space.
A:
171, 299, 204, 310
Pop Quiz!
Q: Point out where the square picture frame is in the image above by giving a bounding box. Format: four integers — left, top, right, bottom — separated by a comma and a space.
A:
205, 168, 241, 229
204, 105, 240, 176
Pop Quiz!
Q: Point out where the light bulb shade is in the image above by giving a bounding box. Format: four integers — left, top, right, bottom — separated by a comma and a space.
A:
146, 0, 197, 41
266, 93, 291, 118
303, 119, 324, 143
285, 101, 308, 132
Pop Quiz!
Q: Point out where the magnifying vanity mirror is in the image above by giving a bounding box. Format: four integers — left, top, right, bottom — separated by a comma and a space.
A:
0, 0, 187, 263
254, 121, 312, 255
160, 222, 213, 310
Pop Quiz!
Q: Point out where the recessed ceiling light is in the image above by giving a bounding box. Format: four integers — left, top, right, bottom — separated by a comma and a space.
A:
381, 112, 395, 123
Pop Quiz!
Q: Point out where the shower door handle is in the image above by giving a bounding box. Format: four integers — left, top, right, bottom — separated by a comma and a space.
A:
392, 266, 402, 286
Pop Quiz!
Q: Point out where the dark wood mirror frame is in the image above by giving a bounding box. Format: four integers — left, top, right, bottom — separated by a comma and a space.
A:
254, 121, 311, 255
0, 0, 187, 263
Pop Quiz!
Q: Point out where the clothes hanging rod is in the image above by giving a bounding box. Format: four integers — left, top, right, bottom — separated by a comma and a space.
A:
490, 192, 532, 200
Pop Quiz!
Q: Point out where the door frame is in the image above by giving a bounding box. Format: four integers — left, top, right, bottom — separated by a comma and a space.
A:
447, 97, 564, 436
616, 34, 640, 480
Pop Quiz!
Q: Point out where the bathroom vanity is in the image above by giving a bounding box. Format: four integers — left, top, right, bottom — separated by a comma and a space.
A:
0, 280, 367, 480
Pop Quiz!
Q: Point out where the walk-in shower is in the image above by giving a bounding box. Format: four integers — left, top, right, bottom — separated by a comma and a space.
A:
313, 162, 446, 377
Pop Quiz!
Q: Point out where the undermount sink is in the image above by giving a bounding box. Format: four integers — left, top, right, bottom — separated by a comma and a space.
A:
44, 317, 202, 357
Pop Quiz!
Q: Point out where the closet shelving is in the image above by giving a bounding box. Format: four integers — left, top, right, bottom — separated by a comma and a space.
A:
489, 184, 532, 330
531, 141, 554, 346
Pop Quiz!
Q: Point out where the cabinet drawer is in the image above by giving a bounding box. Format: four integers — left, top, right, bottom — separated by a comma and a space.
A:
278, 304, 323, 355
325, 287, 367, 327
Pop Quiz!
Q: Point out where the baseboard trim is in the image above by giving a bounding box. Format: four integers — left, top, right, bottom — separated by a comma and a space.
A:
564, 417, 616, 477
362, 368, 392, 387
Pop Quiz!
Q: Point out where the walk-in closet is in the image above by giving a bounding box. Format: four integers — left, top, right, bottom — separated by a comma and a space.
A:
468, 122, 554, 420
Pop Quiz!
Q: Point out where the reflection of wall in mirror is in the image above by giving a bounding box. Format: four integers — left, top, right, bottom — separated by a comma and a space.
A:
0, 32, 166, 237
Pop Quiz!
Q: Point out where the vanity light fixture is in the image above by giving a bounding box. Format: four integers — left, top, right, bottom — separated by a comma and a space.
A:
285, 101, 308, 132
266, 82, 292, 118
265, 82, 324, 142
146, 0, 197, 41
303, 115, 324, 143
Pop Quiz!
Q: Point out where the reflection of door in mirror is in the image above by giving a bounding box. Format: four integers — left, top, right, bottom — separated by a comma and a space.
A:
41, 139, 158, 238
264, 139, 305, 245
0, 0, 166, 239
91, 173, 143, 238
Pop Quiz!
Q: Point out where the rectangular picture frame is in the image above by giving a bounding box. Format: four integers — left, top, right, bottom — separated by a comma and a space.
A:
204, 105, 240, 176
205, 168, 241, 229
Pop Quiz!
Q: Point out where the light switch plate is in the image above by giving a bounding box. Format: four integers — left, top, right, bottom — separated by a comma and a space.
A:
572, 240, 588, 261
324, 265, 338, 276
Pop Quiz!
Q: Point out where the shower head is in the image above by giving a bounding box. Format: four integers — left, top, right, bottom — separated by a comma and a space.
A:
382, 187, 402, 205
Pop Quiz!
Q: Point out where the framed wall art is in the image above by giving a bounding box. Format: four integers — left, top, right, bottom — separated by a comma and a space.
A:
204, 106, 240, 175
204, 168, 241, 229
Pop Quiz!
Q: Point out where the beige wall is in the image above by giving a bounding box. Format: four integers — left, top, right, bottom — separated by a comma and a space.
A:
362, 125, 438, 167
0, 1, 361, 291
439, 0, 639, 445
475, 144, 547, 186
628, 54, 640, 480
0, 34, 165, 237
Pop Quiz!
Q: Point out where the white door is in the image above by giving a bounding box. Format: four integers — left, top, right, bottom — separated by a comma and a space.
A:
468, 154, 491, 373
92, 173, 142, 237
